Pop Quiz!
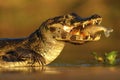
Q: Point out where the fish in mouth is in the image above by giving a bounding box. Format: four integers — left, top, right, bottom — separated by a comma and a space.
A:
47, 13, 113, 44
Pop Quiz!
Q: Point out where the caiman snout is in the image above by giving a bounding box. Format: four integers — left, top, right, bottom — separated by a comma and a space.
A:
47, 13, 113, 44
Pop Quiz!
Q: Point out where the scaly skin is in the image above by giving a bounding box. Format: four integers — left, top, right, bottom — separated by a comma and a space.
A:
0, 13, 112, 68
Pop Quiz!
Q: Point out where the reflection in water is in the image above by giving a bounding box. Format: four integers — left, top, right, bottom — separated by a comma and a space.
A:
0, 65, 120, 80
0, 66, 61, 74
0, 67, 44, 73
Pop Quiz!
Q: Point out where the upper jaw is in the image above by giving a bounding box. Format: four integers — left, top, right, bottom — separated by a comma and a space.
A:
81, 17, 102, 28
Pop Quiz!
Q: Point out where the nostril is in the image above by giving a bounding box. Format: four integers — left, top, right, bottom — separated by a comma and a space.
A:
52, 36, 56, 38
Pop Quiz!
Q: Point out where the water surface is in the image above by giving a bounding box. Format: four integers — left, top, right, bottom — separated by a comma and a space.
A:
0, 65, 120, 80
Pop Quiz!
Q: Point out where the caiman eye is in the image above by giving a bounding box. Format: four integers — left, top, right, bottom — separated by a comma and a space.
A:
50, 27, 56, 32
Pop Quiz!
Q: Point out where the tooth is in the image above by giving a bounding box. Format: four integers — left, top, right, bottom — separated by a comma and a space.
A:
96, 20, 98, 23
90, 37, 93, 40
83, 24, 85, 28
86, 35, 91, 40
98, 21, 101, 25
83, 23, 88, 28
92, 20, 95, 25
88, 35, 91, 39
95, 20, 98, 24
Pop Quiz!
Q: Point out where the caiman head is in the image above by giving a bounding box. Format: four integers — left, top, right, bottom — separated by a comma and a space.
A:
40, 13, 113, 44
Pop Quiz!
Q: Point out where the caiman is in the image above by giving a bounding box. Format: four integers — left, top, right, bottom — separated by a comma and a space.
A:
0, 13, 113, 68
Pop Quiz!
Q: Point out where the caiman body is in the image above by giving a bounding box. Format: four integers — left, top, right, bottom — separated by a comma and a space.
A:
0, 13, 113, 68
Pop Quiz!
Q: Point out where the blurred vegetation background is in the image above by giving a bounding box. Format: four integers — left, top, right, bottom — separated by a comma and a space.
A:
0, 0, 120, 64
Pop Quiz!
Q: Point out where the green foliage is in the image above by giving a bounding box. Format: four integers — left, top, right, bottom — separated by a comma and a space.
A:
91, 51, 118, 65
105, 51, 118, 65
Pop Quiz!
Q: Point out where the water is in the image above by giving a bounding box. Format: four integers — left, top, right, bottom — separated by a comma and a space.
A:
0, 65, 120, 80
